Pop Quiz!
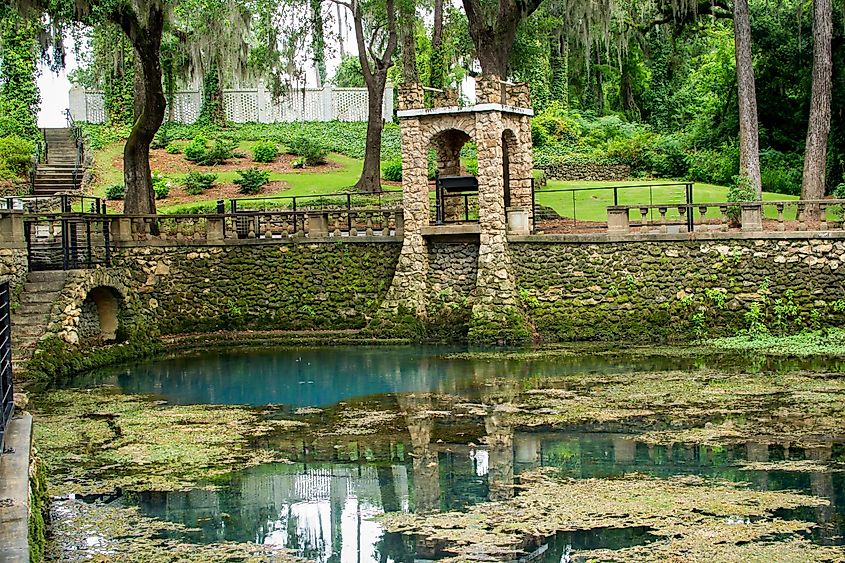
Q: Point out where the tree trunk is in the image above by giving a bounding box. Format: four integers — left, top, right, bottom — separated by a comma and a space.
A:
429, 0, 444, 89
400, 4, 417, 83
461, 0, 543, 78
118, 5, 166, 215
356, 81, 385, 192
801, 0, 833, 218
733, 0, 762, 198
310, 0, 327, 85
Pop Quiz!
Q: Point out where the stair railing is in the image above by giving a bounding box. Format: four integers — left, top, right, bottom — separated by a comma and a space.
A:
65, 109, 84, 189
29, 137, 44, 196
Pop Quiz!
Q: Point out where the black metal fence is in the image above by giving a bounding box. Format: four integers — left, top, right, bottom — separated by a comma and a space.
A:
533, 182, 694, 232
230, 190, 403, 214
25, 215, 111, 271
1, 195, 105, 215
0, 281, 13, 453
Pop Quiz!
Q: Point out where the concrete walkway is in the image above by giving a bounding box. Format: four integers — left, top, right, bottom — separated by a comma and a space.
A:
0, 413, 32, 563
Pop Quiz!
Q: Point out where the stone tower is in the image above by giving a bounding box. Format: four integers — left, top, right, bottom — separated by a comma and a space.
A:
381, 76, 535, 344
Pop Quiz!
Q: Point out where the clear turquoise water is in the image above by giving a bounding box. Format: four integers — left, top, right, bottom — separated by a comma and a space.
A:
61, 347, 845, 561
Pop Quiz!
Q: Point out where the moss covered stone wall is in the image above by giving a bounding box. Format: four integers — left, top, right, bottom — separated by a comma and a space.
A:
113, 241, 401, 334
511, 238, 845, 342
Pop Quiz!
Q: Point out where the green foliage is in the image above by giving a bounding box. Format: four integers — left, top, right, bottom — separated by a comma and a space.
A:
234, 168, 270, 194
182, 171, 217, 195
332, 56, 365, 87
81, 121, 403, 161
286, 135, 327, 166
165, 143, 181, 154
252, 141, 279, 163
381, 157, 403, 181
0, 136, 34, 178
105, 184, 126, 200
184, 136, 208, 162
200, 138, 236, 166
27, 456, 48, 563
0, 12, 40, 142
726, 175, 757, 223
197, 62, 225, 125
152, 173, 170, 199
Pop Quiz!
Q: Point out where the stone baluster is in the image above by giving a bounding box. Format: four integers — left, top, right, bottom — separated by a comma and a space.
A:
678, 206, 688, 232
639, 207, 649, 230
381, 211, 390, 236
820, 203, 828, 231
776, 203, 785, 231
719, 206, 729, 231
365, 213, 374, 236
332, 212, 342, 236
394, 210, 404, 238
658, 207, 668, 233
349, 212, 358, 237
698, 206, 708, 228
797, 203, 806, 231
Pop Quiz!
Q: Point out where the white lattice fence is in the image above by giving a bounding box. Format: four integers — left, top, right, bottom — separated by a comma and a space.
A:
69, 84, 393, 124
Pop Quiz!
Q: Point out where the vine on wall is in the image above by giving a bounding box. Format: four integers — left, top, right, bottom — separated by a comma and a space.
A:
0, 10, 41, 141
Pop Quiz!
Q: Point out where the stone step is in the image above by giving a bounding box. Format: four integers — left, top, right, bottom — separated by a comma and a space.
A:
33, 185, 80, 193
23, 280, 66, 293
19, 290, 60, 305
26, 271, 67, 283
14, 301, 51, 315
13, 324, 46, 339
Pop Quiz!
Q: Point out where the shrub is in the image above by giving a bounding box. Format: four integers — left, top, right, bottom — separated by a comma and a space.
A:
165, 143, 181, 154
759, 149, 802, 196
151, 127, 170, 149
234, 168, 270, 195
465, 158, 478, 176
198, 138, 235, 166
105, 184, 125, 200
726, 175, 757, 224
381, 157, 402, 181
286, 135, 327, 166
0, 136, 34, 178
152, 173, 170, 199
184, 136, 208, 162
182, 171, 217, 195
252, 141, 278, 163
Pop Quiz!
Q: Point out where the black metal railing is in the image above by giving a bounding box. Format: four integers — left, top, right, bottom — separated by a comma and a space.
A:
65, 109, 85, 187
2, 194, 105, 215
0, 281, 12, 453
24, 214, 111, 271
230, 190, 402, 235
532, 182, 694, 232
433, 174, 479, 224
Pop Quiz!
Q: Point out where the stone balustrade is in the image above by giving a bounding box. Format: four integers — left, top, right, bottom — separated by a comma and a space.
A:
606, 200, 845, 235
109, 210, 404, 243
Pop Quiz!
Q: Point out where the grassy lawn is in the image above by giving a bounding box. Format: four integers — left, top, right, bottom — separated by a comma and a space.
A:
91, 142, 370, 213
537, 179, 801, 222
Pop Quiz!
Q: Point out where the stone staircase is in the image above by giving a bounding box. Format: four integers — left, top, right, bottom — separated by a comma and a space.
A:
12, 271, 66, 366
33, 128, 82, 195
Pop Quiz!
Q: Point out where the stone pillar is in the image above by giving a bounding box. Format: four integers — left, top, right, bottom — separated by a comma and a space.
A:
607, 207, 631, 233
502, 117, 534, 232
740, 202, 763, 232
205, 217, 225, 241
306, 212, 328, 237
397, 83, 424, 111
470, 110, 530, 344
475, 75, 504, 105
0, 212, 23, 244
506, 208, 529, 235
109, 217, 133, 243
379, 117, 430, 316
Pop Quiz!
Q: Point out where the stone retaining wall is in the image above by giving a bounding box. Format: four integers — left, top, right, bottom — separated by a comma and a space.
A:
34, 235, 845, 348
537, 163, 631, 181
0, 245, 27, 303
111, 240, 402, 334
511, 238, 845, 341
